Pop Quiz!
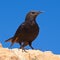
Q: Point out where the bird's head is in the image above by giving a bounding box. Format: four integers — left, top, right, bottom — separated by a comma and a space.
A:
25, 10, 43, 21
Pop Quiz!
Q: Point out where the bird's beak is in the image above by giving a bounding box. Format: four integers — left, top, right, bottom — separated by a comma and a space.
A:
38, 11, 44, 14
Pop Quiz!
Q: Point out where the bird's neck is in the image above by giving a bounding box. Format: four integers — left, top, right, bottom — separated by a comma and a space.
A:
25, 18, 37, 26
25, 15, 36, 21
25, 16, 37, 25
25, 18, 36, 23
25, 18, 35, 21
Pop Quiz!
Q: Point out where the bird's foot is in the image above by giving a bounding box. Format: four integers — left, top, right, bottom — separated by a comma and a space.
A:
22, 49, 27, 52
19, 47, 27, 52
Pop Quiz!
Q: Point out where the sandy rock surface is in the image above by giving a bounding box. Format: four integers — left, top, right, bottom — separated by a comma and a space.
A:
0, 43, 60, 60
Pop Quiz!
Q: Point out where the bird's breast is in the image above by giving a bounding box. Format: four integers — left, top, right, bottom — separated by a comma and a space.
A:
25, 23, 39, 41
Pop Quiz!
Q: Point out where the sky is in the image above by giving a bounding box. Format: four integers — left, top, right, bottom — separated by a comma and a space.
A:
0, 0, 60, 54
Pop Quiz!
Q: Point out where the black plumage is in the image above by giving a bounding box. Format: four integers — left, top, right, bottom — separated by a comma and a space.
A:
5, 10, 43, 50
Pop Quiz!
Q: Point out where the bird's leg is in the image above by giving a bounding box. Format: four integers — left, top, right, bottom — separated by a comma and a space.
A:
20, 46, 25, 50
29, 42, 34, 49
19, 42, 25, 51
20, 45, 27, 52
20, 42, 28, 52
19, 42, 21, 45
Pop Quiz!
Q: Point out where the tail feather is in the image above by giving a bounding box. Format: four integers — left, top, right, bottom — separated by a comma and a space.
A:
5, 37, 13, 42
5, 37, 18, 48
9, 42, 14, 48
5, 37, 14, 48
9, 37, 19, 47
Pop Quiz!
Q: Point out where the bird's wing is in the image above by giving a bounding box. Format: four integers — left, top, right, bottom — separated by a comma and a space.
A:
14, 22, 30, 37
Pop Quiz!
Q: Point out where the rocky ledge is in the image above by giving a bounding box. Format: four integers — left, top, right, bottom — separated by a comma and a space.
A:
0, 43, 60, 60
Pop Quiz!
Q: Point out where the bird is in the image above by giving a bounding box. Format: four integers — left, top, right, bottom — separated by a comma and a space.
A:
5, 10, 43, 50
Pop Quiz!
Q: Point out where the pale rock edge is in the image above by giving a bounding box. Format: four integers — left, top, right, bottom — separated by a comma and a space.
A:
0, 43, 60, 60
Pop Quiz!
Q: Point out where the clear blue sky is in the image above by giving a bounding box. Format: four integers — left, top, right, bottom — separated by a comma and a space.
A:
0, 0, 60, 54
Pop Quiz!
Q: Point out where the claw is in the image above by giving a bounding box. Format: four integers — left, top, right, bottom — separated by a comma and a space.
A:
20, 47, 27, 52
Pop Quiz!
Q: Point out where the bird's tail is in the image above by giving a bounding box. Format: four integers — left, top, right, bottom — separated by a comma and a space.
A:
5, 37, 13, 42
5, 37, 14, 48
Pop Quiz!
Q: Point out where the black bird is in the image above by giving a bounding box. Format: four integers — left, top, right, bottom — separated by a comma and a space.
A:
5, 10, 43, 50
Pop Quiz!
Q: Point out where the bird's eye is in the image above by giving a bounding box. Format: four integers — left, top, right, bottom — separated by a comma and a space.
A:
31, 12, 35, 14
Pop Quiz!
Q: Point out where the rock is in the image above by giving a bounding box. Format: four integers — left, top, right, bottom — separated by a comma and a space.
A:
0, 43, 2, 48
0, 43, 60, 60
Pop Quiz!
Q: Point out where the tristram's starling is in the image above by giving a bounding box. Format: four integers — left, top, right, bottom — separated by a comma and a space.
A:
5, 10, 43, 50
